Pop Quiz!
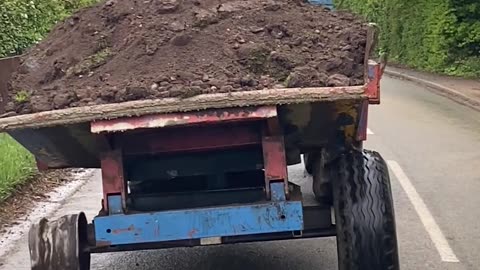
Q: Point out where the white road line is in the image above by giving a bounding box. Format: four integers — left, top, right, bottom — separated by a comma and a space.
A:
387, 160, 459, 263
367, 128, 374, 135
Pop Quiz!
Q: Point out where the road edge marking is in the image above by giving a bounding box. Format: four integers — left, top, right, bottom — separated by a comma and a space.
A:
385, 69, 480, 112
387, 160, 460, 263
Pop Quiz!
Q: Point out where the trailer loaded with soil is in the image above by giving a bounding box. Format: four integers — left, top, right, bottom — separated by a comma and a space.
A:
0, 0, 399, 269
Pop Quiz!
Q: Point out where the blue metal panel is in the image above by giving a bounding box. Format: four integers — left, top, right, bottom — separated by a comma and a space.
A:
270, 182, 286, 201
108, 195, 123, 215
94, 201, 303, 246
308, 0, 334, 9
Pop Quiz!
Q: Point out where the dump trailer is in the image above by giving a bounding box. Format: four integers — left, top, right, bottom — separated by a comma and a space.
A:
0, 15, 398, 270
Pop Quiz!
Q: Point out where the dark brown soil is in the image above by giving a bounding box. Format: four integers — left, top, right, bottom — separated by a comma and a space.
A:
6, 0, 367, 115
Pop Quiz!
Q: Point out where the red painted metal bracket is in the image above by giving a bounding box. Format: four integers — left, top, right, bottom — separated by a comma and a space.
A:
366, 60, 382, 104
91, 106, 277, 134
262, 139, 287, 182
262, 117, 289, 199
100, 150, 126, 213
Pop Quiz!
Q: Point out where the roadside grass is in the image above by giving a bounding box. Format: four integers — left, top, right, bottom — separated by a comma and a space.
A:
0, 133, 36, 202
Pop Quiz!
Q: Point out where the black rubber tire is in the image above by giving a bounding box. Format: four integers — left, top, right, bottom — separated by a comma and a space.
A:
330, 149, 399, 270
304, 152, 334, 204
303, 153, 315, 175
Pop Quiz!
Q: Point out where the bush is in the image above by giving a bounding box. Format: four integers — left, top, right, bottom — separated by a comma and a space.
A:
337, 0, 480, 77
0, 134, 36, 201
0, 0, 98, 57
0, 0, 98, 201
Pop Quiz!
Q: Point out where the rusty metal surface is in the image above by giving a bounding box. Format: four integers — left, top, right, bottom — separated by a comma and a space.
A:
280, 99, 365, 160
101, 150, 126, 212
91, 106, 277, 133
356, 99, 369, 141
262, 116, 289, 199
0, 56, 20, 114
366, 61, 381, 104
262, 136, 288, 183
116, 123, 261, 156
280, 102, 338, 149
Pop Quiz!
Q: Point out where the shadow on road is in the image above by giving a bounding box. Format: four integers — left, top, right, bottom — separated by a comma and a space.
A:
92, 238, 337, 270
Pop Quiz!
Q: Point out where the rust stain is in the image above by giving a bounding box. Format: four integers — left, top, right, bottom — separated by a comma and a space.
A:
334, 100, 358, 143
96, 240, 112, 247
112, 224, 136, 235
188, 229, 199, 239
91, 106, 277, 133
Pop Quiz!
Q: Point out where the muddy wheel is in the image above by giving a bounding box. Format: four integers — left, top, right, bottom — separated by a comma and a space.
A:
330, 149, 399, 270
29, 213, 90, 270
303, 153, 315, 175
305, 152, 333, 204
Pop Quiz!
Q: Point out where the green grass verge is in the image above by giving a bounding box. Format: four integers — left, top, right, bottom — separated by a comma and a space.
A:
0, 133, 36, 201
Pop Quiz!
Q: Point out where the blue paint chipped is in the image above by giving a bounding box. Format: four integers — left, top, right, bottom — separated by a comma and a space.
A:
270, 182, 286, 201
94, 201, 303, 246
107, 195, 123, 215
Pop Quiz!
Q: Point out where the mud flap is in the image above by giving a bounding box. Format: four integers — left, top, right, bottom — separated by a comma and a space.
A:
29, 213, 90, 270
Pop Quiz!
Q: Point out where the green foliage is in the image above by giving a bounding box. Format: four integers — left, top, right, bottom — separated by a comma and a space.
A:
13, 90, 30, 103
63, 0, 99, 11
67, 48, 113, 76
0, 134, 36, 201
336, 0, 480, 77
0, 0, 99, 57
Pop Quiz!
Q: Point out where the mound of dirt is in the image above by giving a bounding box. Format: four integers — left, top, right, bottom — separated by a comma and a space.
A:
6, 0, 367, 115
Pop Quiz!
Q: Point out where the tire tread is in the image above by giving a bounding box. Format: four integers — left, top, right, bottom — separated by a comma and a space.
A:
331, 149, 399, 270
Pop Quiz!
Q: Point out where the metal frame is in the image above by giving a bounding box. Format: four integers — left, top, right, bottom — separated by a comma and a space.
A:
262, 118, 289, 199
94, 183, 303, 246
92, 106, 306, 248
91, 106, 277, 134
90, 226, 336, 253
366, 61, 382, 104
356, 99, 369, 141
100, 150, 127, 214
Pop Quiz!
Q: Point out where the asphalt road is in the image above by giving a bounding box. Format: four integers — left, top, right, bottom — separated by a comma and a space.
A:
1, 76, 480, 270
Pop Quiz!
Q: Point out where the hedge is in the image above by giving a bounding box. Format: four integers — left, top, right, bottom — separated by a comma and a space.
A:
337, 0, 480, 77
1, 0, 478, 77
0, 0, 98, 57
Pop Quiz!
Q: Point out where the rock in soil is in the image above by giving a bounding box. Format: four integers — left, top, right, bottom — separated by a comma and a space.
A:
7, 0, 368, 115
